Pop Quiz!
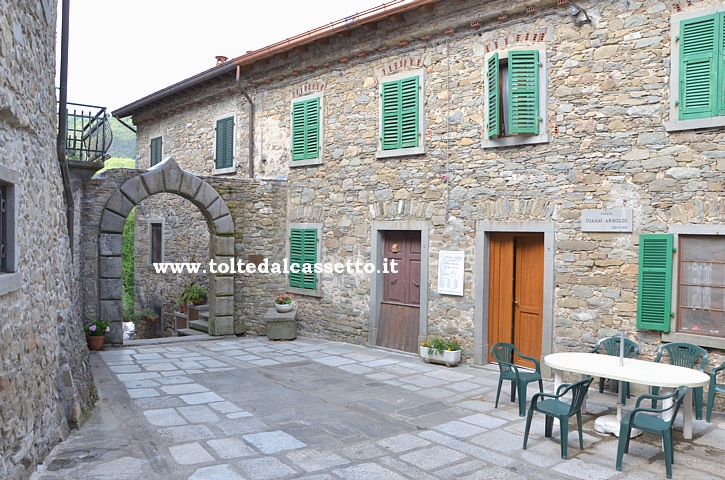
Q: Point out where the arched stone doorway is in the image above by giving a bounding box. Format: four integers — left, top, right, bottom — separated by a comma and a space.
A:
97, 158, 235, 343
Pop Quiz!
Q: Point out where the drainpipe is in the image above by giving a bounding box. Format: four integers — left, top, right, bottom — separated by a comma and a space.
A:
236, 66, 255, 179
57, 0, 74, 255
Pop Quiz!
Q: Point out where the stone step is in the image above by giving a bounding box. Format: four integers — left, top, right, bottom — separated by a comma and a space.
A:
176, 328, 206, 337
199, 310, 209, 320
189, 319, 209, 333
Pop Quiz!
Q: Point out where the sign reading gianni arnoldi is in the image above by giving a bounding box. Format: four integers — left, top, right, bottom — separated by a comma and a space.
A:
581, 208, 633, 233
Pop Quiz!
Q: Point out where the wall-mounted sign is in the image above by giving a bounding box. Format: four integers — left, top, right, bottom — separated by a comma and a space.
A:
438, 250, 465, 296
581, 208, 633, 232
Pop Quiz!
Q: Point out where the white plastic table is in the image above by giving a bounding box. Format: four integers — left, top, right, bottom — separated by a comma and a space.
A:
545, 352, 709, 439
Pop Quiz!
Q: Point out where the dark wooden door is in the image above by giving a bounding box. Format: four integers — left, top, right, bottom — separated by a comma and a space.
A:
488, 233, 544, 368
377, 231, 421, 352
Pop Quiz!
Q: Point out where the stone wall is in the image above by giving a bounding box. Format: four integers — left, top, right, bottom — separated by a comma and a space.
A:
127, 0, 725, 371
0, 1, 96, 478
133, 193, 209, 338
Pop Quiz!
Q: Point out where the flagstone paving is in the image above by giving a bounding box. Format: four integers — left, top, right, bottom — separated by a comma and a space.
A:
31, 336, 725, 479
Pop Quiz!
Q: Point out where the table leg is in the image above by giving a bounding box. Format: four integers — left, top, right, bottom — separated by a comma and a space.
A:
682, 388, 693, 440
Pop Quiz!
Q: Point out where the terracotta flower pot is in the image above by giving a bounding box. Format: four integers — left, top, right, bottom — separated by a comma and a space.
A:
86, 335, 106, 351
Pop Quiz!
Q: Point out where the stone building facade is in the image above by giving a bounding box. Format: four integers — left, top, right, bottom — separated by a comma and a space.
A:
115, 0, 725, 380
1, 1, 96, 478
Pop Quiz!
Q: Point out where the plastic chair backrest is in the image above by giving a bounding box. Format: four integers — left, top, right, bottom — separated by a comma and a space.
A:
491, 342, 516, 373
656, 342, 707, 371
668, 386, 689, 423
593, 337, 639, 358
564, 377, 594, 415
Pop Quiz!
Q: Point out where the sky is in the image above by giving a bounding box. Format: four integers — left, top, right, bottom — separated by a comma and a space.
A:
56, 0, 389, 112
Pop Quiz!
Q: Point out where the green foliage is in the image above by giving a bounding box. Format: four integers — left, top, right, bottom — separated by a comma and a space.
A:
128, 308, 158, 327
421, 336, 461, 355
122, 208, 135, 320
179, 283, 207, 306
107, 116, 137, 159
84, 319, 110, 336
94, 157, 136, 178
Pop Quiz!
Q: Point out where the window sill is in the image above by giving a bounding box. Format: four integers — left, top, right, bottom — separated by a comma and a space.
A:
0, 272, 22, 296
376, 146, 425, 159
662, 331, 725, 350
213, 166, 236, 175
287, 286, 321, 298
483, 133, 549, 148
289, 158, 323, 168
664, 116, 725, 132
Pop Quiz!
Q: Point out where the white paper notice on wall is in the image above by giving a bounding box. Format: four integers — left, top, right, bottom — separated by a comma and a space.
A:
438, 250, 465, 296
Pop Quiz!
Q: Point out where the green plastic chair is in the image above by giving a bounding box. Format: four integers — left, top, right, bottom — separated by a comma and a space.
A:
706, 359, 725, 423
589, 337, 639, 405
491, 342, 543, 417
651, 342, 707, 420
522, 376, 593, 459
616, 386, 689, 479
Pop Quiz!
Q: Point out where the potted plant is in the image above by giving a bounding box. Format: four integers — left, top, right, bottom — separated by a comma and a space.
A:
129, 308, 158, 327
420, 336, 462, 367
273, 293, 295, 313
85, 319, 110, 350
178, 283, 207, 311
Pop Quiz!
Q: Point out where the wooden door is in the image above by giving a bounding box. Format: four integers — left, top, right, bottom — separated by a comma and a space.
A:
377, 231, 421, 352
488, 233, 544, 368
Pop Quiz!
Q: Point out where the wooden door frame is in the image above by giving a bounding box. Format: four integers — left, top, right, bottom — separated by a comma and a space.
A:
474, 221, 555, 370
369, 221, 430, 348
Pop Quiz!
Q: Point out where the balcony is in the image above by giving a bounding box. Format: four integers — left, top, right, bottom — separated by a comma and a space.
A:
60, 102, 113, 164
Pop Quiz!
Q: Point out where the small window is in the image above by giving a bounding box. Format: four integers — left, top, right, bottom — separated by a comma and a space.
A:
291, 95, 322, 166
0, 183, 7, 273
666, 8, 725, 131
0, 166, 20, 296
150, 223, 162, 264
215, 116, 235, 172
677, 235, 725, 337
484, 48, 549, 148
150, 136, 162, 167
287, 223, 322, 296
376, 70, 425, 159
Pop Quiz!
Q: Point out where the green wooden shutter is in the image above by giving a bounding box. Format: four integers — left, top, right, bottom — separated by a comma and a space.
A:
487, 53, 500, 139
291, 101, 307, 160
719, 13, 725, 116
679, 14, 718, 120
636, 234, 674, 332
305, 98, 320, 159
381, 77, 419, 150
381, 80, 401, 150
399, 77, 419, 148
508, 50, 539, 135
215, 117, 234, 169
150, 137, 162, 166
289, 228, 317, 290
291, 98, 320, 160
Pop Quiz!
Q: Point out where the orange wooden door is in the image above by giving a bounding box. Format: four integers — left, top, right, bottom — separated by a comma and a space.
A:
487, 234, 514, 362
487, 233, 544, 368
512, 235, 544, 368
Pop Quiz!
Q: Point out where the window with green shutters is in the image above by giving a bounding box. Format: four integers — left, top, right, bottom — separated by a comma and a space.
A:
150, 136, 162, 167
289, 228, 318, 290
291, 97, 320, 161
215, 116, 234, 169
637, 234, 674, 332
678, 12, 725, 120
487, 50, 540, 139
381, 76, 420, 150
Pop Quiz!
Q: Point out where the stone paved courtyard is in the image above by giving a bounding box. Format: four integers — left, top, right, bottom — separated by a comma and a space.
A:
31, 337, 725, 479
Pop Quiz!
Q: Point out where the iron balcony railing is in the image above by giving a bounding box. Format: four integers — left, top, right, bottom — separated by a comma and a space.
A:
59, 102, 113, 163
